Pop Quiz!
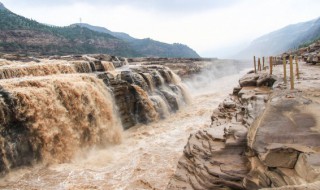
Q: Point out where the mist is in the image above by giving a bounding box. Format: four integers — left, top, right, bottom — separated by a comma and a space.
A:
184, 60, 251, 96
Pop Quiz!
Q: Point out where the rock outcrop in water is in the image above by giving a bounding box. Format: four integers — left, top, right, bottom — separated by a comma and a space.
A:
0, 54, 190, 175
98, 65, 189, 129
168, 65, 320, 189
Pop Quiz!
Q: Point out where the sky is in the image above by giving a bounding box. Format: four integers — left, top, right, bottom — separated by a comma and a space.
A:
2, 0, 320, 58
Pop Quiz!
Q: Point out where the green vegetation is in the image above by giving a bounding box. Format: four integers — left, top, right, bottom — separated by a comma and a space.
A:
0, 9, 116, 39
0, 8, 140, 56
130, 38, 199, 58
0, 7, 200, 58
76, 23, 200, 58
298, 36, 320, 48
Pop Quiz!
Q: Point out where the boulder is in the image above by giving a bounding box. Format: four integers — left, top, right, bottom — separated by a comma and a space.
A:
222, 98, 236, 109
239, 73, 276, 87
259, 146, 299, 168
248, 92, 320, 156
256, 73, 277, 87
246, 91, 320, 188
239, 73, 259, 87
233, 86, 242, 95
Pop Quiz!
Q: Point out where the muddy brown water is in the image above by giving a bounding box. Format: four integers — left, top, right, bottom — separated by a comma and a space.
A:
0, 62, 250, 190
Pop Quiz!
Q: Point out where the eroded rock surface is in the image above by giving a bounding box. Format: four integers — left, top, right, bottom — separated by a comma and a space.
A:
168, 66, 320, 189
239, 73, 276, 87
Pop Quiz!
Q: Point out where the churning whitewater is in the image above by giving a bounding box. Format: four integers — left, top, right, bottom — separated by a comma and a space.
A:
0, 56, 249, 189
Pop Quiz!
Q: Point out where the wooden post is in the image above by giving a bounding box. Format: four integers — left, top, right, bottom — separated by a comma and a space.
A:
269, 56, 273, 75
295, 56, 300, 79
289, 55, 294, 90
283, 57, 287, 83
258, 58, 261, 71
262, 57, 265, 70
254, 56, 257, 73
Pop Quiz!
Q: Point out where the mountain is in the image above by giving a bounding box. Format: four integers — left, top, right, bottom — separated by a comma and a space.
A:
0, 3, 200, 58
0, 2, 5, 10
74, 23, 200, 58
74, 23, 136, 42
238, 17, 320, 58
0, 5, 140, 57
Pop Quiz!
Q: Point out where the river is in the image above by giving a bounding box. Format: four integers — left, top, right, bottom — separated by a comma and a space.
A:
0, 60, 250, 190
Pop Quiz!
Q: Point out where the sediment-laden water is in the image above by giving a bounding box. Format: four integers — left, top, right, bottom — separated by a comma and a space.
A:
0, 58, 250, 189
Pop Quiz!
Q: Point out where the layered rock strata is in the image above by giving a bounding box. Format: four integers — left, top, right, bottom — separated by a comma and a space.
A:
168, 67, 320, 189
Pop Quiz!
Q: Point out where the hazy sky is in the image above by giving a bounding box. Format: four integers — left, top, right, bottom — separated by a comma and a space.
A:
2, 0, 320, 57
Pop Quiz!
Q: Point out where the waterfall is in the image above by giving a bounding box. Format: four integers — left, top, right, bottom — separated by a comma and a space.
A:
150, 95, 170, 118
0, 61, 77, 79
152, 70, 165, 86
124, 58, 129, 65
101, 61, 116, 71
140, 73, 155, 92
132, 84, 159, 123
71, 61, 93, 73
0, 74, 122, 174
170, 71, 192, 104
0, 55, 192, 175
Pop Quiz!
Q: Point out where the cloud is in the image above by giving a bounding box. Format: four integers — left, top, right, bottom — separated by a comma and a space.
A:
3, 0, 239, 13
2, 0, 320, 58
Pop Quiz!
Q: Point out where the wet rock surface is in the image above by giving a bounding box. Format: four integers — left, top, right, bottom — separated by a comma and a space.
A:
0, 54, 191, 175
168, 63, 320, 189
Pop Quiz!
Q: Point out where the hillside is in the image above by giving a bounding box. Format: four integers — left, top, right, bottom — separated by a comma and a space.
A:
238, 17, 320, 58
0, 3, 200, 58
74, 23, 200, 58
0, 4, 140, 57
74, 23, 136, 42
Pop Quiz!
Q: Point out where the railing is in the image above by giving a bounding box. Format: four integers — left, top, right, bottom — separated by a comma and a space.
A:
253, 55, 300, 90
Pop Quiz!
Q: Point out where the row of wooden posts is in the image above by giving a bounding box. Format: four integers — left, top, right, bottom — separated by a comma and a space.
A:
253, 55, 300, 90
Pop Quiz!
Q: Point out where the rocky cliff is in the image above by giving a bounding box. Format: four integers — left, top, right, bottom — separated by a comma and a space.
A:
168, 62, 320, 189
